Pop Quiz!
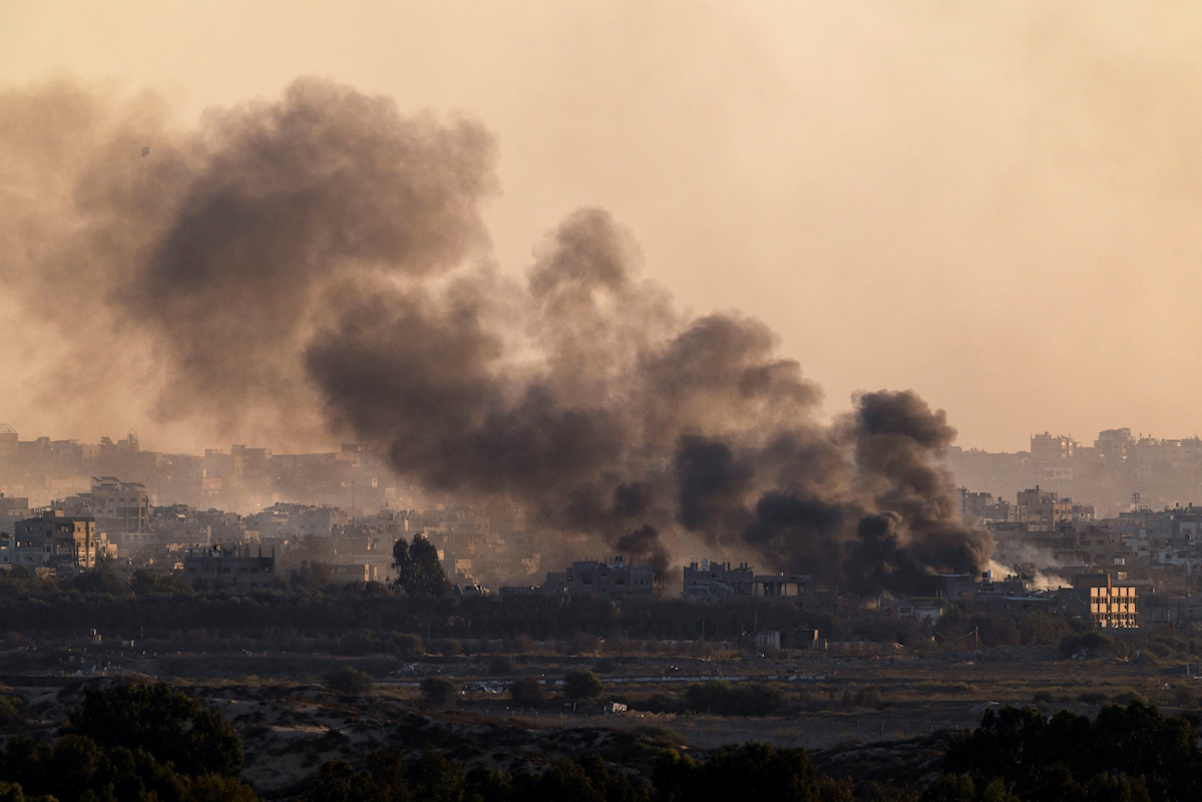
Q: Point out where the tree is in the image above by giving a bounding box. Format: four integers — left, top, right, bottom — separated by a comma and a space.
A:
392, 535, 451, 597
326, 666, 374, 695
653, 742, 851, 802
563, 671, 603, 710
65, 683, 243, 777
509, 677, 545, 706
420, 677, 460, 710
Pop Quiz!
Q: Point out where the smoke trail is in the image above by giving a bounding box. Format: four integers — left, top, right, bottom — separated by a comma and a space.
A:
1, 78, 991, 593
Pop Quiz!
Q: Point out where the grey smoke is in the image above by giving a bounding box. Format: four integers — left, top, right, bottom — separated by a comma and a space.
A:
1, 77, 992, 594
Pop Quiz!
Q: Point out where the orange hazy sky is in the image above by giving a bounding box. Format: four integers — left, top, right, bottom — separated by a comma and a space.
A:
3, 1, 1201, 453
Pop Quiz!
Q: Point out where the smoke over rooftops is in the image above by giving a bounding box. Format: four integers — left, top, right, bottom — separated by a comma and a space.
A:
0, 77, 991, 594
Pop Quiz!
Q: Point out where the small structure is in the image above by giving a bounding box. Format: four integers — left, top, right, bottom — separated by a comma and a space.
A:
754, 630, 781, 650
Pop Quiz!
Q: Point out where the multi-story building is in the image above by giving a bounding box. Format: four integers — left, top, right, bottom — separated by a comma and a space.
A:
1069, 573, 1139, 629
1095, 428, 1135, 462
561, 556, 655, 596
1016, 486, 1074, 531
1031, 432, 1076, 463
0, 493, 29, 535
244, 503, 346, 538
90, 476, 151, 533
1088, 574, 1138, 629
682, 559, 755, 600
3, 510, 113, 575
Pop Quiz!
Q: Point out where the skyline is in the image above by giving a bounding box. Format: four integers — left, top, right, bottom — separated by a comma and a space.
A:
4, 3, 1202, 453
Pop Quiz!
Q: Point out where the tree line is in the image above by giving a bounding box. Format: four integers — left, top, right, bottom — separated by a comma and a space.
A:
2, 681, 1200, 801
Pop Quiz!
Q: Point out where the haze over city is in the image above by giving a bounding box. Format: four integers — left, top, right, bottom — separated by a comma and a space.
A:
4, 2, 1202, 454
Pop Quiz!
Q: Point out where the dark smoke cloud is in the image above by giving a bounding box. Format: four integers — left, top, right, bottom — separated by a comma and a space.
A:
1, 78, 991, 594
616, 524, 670, 576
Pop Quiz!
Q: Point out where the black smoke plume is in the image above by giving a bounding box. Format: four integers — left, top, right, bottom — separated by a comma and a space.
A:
0, 77, 991, 594
616, 525, 671, 576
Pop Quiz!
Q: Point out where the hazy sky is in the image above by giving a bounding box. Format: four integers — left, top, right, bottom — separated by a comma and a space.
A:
3, 1, 1201, 453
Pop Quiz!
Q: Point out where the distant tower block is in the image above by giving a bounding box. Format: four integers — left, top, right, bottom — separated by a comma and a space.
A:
0, 423, 16, 459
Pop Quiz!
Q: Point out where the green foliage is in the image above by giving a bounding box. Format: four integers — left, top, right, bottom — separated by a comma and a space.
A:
70, 559, 126, 595
563, 670, 604, 705
65, 682, 243, 777
0, 733, 258, 802
290, 562, 335, 591
935, 701, 1201, 801
308, 748, 651, 802
326, 666, 374, 695
488, 654, 515, 675
391, 632, 426, 659
391, 535, 450, 597
0, 693, 25, 726
508, 676, 544, 706
1059, 631, 1127, 660
654, 742, 851, 802
0, 780, 51, 802
129, 569, 194, 597
682, 681, 785, 716
420, 677, 460, 710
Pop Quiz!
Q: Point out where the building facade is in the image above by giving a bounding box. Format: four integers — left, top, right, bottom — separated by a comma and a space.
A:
183, 545, 276, 589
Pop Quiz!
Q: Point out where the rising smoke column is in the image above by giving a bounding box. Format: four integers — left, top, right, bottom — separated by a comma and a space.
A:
1, 77, 991, 592
842, 389, 993, 593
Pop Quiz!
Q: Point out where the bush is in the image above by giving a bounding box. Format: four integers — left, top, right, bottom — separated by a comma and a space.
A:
420, 677, 460, 710
1059, 631, 1124, 660
64, 683, 243, 777
326, 666, 374, 695
0, 695, 24, 726
509, 677, 544, 706
487, 654, 515, 675
391, 632, 425, 659
939, 701, 1202, 802
563, 671, 604, 707
683, 681, 785, 717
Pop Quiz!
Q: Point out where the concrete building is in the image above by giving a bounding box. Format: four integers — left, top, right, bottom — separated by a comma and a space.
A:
183, 545, 276, 589
1086, 574, 1138, 629
1069, 573, 1139, 629
1031, 432, 1076, 463
4, 510, 113, 575
244, 503, 346, 538
0, 423, 17, 460
90, 476, 150, 533
680, 559, 809, 599
682, 559, 755, 600
561, 556, 655, 596
323, 562, 379, 584
1016, 486, 1074, 531
754, 572, 809, 597
0, 493, 30, 535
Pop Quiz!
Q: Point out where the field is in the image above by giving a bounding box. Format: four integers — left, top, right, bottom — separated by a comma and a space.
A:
2, 636, 1195, 798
